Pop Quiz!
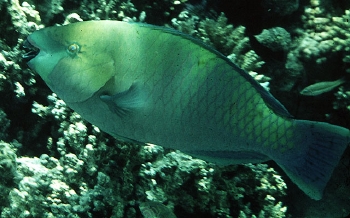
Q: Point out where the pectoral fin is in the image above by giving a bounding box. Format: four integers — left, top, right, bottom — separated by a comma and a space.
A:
100, 82, 146, 117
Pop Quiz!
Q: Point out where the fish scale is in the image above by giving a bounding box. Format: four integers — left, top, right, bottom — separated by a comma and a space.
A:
26, 20, 349, 200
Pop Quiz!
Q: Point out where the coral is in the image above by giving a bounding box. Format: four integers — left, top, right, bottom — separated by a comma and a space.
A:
0, 115, 289, 218
5, 0, 41, 39
79, 0, 136, 21
331, 10, 350, 73
0, 109, 10, 140
0, 141, 18, 213
287, 0, 350, 77
270, 0, 350, 122
332, 86, 350, 115
197, 13, 241, 55
255, 27, 292, 52
78, 0, 184, 23
170, 10, 199, 35
0, 0, 40, 96
284, 0, 350, 122
63, 13, 83, 25
1, 147, 132, 217
172, 12, 265, 73
139, 151, 288, 217
298, 3, 340, 62
1, 155, 84, 217
0, 141, 18, 185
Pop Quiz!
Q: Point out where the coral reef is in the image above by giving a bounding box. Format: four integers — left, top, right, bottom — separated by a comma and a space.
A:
286, 0, 350, 76
255, 27, 292, 52
140, 152, 287, 217
171, 12, 265, 73
0, 141, 18, 213
79, 0, 139, 21
283, 0, 350, 127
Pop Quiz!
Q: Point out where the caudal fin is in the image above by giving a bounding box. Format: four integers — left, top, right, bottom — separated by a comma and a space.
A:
276, 120, 349, 200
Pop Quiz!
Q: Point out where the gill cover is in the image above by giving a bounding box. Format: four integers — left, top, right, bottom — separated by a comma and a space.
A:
27, 22, 115, 103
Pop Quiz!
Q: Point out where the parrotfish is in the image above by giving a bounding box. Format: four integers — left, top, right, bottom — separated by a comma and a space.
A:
25, 20, 349, 200
300, 77, 346, 96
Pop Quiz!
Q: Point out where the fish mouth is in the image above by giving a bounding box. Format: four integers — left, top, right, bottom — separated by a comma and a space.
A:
22, 39, 40, 62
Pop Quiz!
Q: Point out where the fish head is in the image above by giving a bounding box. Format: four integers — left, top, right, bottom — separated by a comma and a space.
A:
25, 22, 116, 103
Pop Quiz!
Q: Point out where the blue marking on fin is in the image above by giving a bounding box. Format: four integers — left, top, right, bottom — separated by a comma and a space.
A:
100, 82, 145, 117
276, 120, 349, 200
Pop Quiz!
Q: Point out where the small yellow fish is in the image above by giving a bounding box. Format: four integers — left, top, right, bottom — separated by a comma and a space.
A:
25, 21, 350, 200
300, 77, 346, 96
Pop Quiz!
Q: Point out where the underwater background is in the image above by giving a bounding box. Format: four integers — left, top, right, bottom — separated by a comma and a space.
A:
0, 0, 350, 217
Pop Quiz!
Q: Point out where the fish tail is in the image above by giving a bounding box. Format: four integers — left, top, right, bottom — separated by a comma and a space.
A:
276, 120, 349, 200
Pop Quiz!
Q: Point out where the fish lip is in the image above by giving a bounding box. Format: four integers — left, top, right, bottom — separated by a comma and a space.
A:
22, 38, 40, 62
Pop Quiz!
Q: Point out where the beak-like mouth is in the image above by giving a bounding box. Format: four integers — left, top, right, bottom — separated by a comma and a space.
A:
22, 39, 39, 62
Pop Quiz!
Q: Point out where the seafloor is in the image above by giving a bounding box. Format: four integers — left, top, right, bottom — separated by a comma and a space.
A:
0, 0, 350, 217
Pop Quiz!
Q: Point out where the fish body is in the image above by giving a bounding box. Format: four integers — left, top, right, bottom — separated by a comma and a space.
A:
300, 77, 346, 96
26, 21, 349, 200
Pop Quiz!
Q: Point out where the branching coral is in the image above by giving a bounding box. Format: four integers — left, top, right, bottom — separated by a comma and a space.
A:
172, 12, 265, 74
139, 152, 288, 217
0, 141, 18, 213
79, 0, 154, 22
6, 0, 41, 37
287, 0, 350, 76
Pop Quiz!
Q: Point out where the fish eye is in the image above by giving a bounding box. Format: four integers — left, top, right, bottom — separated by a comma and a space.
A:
67, 43, 80, 56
